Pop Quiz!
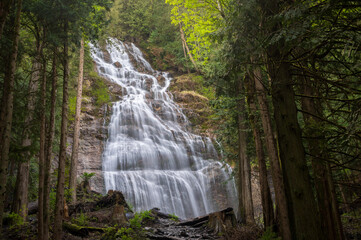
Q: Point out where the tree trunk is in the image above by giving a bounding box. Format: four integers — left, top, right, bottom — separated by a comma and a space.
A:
38, 57, 47, 240
12, 36, 43, 221
43, 51, 58, 240
179, 23, 198, 72
0, 0, 13, 39
237, 81, 254, 224
245, 75, 274, 229
257, 0, 324, 238
69, 37, 85, 204
253, 67, 291, 239
0, 0, 22, 229
54, 21, 69, 240
301, 77, 344, 240
269, 59, 323, 239
181, 39, 190, 74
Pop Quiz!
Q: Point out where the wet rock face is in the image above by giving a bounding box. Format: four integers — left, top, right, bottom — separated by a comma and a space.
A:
101, 48, 112, 63
66, 75, 121, 194
67, 105, 108, 194
113, 61, 122, 68
156, 75, 166, 87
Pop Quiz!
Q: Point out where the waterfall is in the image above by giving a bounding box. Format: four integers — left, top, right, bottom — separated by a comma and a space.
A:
90, 38, 237, 219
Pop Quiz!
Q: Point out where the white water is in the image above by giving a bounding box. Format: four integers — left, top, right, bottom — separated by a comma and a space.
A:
91, 38, 237, 219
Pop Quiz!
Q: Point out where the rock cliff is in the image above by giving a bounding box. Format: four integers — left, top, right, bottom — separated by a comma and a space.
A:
66, 70, 122, 194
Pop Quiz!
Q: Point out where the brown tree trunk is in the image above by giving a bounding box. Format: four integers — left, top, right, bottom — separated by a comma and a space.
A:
301, 77, 344, 240
269, 59, 323, 240
0, 0, 13, 39
12, 36, 43, 221
245, 75, 274, 229
253, 67, 291, 239
54, 21, 69, 240
69, 37, 85, 204
179, 23, 198, 72
237, 81, 254, 224
258, 0, 324, 238
43, 51, 58, 240
0, 0, 22, 229
38, 57, 47, 240
181, 39, 190, 74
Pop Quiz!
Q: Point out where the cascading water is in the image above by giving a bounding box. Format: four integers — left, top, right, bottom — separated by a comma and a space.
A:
91, 38, 237, 219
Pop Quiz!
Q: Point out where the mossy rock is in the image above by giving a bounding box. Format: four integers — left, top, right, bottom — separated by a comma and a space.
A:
63, 221, 105, 237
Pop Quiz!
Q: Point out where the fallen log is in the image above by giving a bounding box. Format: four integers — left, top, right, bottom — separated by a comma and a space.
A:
62, 221, 105, 237
177, 208, 236, 234
151, 208, 175, 219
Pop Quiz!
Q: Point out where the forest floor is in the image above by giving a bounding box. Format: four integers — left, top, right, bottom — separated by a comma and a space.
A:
1, 190, 261, 240
2, 189, 360, 239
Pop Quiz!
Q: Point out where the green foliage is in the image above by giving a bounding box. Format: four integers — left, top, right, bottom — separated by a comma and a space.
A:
3, 212, 24, 229
64, 188, 74, 203
93, 79, 110, 106
81, 172, 96, 182
259, 227, 281, 240
129, 213, 142, 230
105, 0, 186, 71
166, 0, 226, 63
101, 211, 154, 240
72, 212, 89, 226
86, 71, 111, 107
139, 210, 154, 221
49, 188, 57, 213
68, 96, 77, 122
101, 226, 118, 240
128, 210, 154, 231
168, 213, 179, 221
115, 227, 135, 240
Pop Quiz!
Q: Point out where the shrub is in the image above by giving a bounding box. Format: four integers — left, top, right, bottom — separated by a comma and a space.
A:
72, 212, 89, 226
168, 213, 179, 222
3, 212, 24, 229
259, 227, 281, 240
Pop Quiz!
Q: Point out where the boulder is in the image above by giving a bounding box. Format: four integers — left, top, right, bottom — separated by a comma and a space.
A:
113, 61, 122, 68
156, 75, 166, 87
102, 49, 112, 63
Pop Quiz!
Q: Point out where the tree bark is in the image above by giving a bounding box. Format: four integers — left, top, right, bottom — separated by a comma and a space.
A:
301, 77, 344, 240
179, 23, 198, 72
245, 75, 274, 229
12, 34, 43, 221
0, 0, 22, 229
69, 37, 85, 204
0, 0, 13, 39
269, 59, 323, 240
54, 21, 69, 240
43, 50, 58, 240
253, 67, 291, 239
237, 81, 254, 224
257, 0, 324, 238
38, 57, 47, 240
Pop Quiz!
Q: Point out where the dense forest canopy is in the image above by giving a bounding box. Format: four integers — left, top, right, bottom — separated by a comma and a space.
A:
0, 0, 360, 239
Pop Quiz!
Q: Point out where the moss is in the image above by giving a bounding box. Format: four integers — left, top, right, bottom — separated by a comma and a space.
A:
179, 90, 209, 101
63, 221, 105, 237
72, 212, 89, 226
101, 212, 152, 240
85, 71, 111, 107
168, 213, 179, 222
68, 96, 77, 122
